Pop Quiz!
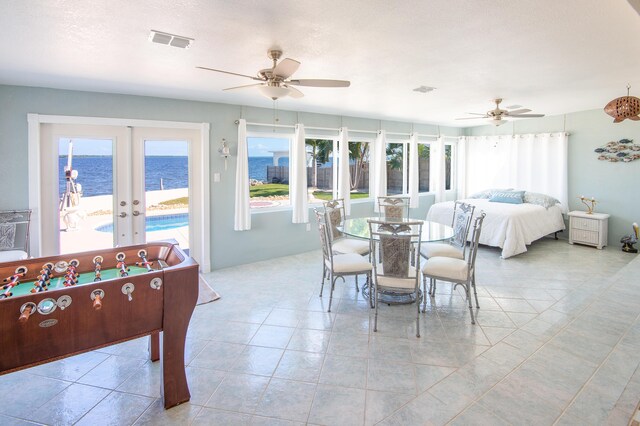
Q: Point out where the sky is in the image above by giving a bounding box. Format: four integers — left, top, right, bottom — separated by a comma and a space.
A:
58, 138, 188, 156
247, 137, 289, 157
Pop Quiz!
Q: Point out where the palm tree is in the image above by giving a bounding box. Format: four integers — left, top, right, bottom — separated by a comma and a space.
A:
305, 139, 332, 188
349, 142, 369, 190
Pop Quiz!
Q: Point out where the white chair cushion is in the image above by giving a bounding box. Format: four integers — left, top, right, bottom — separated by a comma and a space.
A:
422, 257, 468, 282
329, 253, 372, 274
0, 250, 28, 262
375, 264, 418, 290
420, 242, 463, 260
332, 237, 370, 255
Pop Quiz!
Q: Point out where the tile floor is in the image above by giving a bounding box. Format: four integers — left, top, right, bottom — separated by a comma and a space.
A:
2, 238, 640, 425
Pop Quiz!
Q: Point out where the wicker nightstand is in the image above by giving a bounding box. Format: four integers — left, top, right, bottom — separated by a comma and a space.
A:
568, 211, 609, 249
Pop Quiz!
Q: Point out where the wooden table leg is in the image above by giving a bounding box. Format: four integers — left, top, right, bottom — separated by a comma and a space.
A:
150, 331, 160, 362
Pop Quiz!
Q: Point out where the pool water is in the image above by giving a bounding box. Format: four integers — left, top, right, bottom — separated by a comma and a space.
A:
96, 213, 189, 233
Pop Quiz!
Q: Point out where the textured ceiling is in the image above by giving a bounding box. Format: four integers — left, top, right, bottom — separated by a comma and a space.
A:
1, 0, 639, 126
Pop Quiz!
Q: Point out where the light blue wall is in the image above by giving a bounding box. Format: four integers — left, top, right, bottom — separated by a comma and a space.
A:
466, 110, 640, 249
0, 85, 462, 269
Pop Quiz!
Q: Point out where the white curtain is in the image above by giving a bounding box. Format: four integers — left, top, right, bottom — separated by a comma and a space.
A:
371, 130, 387, 212
290, 124, 308, 223
429, 136, 446, 203
465, 132, 569, 209
408, 132, 419, 208
337, 127, 351, 215
456, 136, 468, 199
234, 119, 251, 231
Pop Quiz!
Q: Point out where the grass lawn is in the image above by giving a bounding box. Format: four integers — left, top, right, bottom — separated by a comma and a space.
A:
312, 191, 369, 201
250, 183, 290, 197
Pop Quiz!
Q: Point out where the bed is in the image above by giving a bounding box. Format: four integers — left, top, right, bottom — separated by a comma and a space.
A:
426, 198, 566, 258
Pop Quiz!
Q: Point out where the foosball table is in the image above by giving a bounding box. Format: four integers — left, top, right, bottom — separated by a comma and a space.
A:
0, 240, 199, 408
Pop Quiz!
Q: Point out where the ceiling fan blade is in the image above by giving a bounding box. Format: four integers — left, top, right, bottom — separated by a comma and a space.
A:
273, 58, 300, 79
464, 112, 488, 116
284, 85, 304, 99
510, 113, 545, 118
196, 66, 263, 81
223, 83, 264, 92
506, 108, 531, 115
287, 79, 350, 87
455, 116, 489, 120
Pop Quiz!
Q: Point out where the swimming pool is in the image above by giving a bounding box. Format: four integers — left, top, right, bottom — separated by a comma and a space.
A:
96, 213, 189, 233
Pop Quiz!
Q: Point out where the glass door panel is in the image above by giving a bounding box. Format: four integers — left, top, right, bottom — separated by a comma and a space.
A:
57, 138, 117, 254
141, 140, 190, 252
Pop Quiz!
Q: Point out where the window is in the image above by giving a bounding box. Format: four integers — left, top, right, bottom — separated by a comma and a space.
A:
349, 141, 370, 199
306, 138, 335, 204
386, 142, 407, 195
445, 144, 452, 190
418, 143, 430, 192
247, 136, 290, 209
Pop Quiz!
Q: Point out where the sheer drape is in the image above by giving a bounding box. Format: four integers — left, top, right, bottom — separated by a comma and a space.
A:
429, 136, 446, 203
371, 130, 387, 212
465, 133, 569, 209
234, 118, 251, 230
456, 136, 468, 199
290, 124, 308, 223
337, 127, 351, 215
408, 132, 419, 208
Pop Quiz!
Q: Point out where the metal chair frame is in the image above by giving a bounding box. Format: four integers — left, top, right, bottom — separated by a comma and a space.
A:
377, 196, 410, 221
0, 210, 32, 256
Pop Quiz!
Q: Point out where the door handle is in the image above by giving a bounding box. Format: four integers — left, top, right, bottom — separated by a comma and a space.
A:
119, 212, 127, 218
132, 211, 141, 217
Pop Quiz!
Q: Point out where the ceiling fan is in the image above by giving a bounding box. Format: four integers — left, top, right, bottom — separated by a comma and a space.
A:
197, 49, 350, 100
456, 98, 545, 126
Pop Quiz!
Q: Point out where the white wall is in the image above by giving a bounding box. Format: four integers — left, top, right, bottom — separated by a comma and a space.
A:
0, 84, 462, 268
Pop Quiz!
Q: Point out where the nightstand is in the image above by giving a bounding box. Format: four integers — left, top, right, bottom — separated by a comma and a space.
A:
568, 211, 610, 249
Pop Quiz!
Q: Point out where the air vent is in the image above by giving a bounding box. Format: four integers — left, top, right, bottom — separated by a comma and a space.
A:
149, 30, 193, 49
413, 86, 436, 93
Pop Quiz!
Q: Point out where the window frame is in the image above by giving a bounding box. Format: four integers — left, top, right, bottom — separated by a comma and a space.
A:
305, 134, 338, 205
348, 137, 374, 202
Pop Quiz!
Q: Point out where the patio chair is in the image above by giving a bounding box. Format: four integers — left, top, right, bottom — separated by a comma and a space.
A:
314, 209, 372, 312
421, 213, 486, 324
377, 196, 410, 220
421, 201, 475, 294
0, 210, 32, 262
323, 199, 369, 256
369, 218, 423, 337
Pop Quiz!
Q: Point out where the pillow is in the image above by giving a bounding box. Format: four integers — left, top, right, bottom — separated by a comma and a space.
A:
489, 190, 525, 204
468, 188, 513, 199
524, 192, 560, 209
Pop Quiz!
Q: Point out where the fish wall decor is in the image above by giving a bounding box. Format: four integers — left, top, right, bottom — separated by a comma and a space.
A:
594, 138, 640, 162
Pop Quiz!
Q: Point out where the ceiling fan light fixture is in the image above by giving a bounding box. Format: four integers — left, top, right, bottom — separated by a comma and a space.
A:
258, 85, 290, 100
490, 118, 506, 126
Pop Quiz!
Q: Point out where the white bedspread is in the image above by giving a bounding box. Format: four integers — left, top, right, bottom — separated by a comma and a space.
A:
426, 199, 566, 258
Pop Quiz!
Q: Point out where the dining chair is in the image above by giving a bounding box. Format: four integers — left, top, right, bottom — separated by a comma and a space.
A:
421, 201, 475, 294
0, 210, 32, 262
368, 219, 423, 337
421, 213, 486, 324
323, 199, 369, 255
314, 209, 372, 312
377, 196, 410, 220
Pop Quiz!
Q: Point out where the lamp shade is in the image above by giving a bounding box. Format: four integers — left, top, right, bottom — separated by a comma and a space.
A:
258, 85, 291, 100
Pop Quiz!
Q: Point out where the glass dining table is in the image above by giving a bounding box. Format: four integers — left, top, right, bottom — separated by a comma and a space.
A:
338, 217, 454, 304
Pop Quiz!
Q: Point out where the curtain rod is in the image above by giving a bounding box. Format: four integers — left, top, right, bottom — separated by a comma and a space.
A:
235, 120, 460, 139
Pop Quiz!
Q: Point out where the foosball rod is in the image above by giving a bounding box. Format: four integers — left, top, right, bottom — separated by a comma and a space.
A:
116, 252, 129, 277
31, 262, 54, 293
1, 267, 27, 299
63, 259, 80, 287
93, 255, 103, 281
135, 249, 154, 272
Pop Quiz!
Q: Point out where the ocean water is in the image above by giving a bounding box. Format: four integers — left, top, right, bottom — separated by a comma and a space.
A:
58, 156, 297, 197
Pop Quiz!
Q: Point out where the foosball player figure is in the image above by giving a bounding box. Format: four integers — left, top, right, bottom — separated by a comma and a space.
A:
63, 259, 80, 287
93, 255, 103, 281
31, 262, 54, 293
1, 266, 27, 299
116, 252, 129, 277
136, 249, 154, 272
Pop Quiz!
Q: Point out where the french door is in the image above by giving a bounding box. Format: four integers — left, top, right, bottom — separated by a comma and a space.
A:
31, 117, 209, 271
